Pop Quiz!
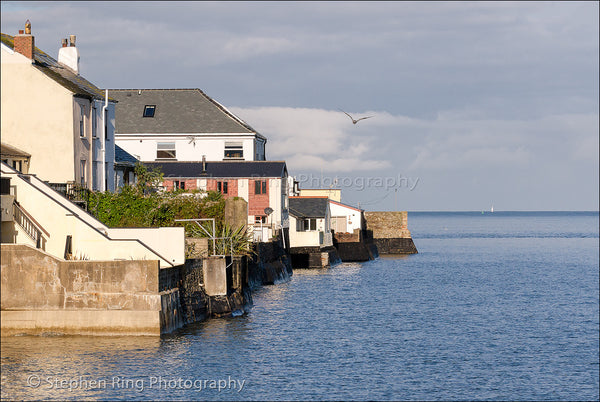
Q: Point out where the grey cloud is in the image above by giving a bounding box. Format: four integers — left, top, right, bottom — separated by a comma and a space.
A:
1, 1, 597, 210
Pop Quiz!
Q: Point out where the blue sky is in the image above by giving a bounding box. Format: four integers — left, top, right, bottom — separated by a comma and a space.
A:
2, 1, 598, 211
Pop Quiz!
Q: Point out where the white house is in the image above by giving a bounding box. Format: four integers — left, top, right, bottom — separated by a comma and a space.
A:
329, 199, 363, 234
1, 23, 117, 192
288, 196, 333, 248
111, 89, 267, 163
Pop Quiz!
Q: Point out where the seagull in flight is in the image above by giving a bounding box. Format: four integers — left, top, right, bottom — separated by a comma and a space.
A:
340, 109, 373, 125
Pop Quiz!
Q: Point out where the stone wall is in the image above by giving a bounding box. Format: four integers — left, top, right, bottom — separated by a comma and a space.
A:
373, 238, 418, 254
334, 229, 362, 243
363, 211, 412, 239
363, 211, 417, 254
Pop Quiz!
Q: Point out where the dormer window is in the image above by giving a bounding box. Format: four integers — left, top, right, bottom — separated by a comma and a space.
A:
143, 105, 156, 117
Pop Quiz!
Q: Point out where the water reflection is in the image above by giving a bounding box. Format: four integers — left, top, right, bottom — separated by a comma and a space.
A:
1, 336, 164, 401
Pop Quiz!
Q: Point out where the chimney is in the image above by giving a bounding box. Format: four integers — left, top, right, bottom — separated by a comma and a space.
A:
58, 34, 80, 74
13, 20, 35, 60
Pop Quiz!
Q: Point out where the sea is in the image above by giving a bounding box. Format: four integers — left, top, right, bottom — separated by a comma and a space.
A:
1, 211, 598, 401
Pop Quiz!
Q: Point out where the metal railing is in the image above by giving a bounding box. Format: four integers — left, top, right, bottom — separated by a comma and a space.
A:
46, 182, 91, 210
13, 201, 48, 248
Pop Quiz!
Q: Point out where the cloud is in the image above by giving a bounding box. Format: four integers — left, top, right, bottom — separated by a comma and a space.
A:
230, 105, 598, 182
1, 1, 597, 209
229, 106, 392, 172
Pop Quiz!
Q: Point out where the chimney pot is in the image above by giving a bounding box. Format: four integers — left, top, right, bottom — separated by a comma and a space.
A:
58, 35, 80, 74
14, 21, 34, 60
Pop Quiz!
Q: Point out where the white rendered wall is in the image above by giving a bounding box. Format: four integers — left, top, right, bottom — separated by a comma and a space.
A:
115, 135, 257, 162
329, 202, 362, 232
1, 45, 76, 183
288, 215, 330, 248
238, 179, 249, 201
1, 164, 183, 268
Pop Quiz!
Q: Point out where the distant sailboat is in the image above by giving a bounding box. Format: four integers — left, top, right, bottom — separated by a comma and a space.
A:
491, 205, 494, 213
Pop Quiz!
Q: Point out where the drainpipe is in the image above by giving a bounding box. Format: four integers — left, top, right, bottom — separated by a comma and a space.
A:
101, 89, 108, 191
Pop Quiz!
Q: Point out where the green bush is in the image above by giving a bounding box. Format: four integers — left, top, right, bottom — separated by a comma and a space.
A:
88, 165, 225, 235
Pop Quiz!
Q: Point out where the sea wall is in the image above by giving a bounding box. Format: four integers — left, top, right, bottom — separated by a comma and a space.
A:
0, 244, 184, 336
363, 211, 418, 254
289, 245, 341, 269
249, 239, 293, 285
333, 229, 378, 262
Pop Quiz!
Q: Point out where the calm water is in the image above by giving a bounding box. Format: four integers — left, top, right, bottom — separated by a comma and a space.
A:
1, 211, 598, 401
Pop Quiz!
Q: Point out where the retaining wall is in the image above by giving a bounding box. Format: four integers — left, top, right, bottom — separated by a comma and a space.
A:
363, 211, 418, 254
1, 244, 184, 336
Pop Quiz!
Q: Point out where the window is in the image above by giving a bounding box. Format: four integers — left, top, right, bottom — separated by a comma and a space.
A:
255, 139, 266, 160
104, 109, 109, 140
217, 181, 228, 194
298, 218, 317, 232
79, 104, 85, 138
92, 161, 98, 189
224, 142, 243, 159
174, 180, 185, 190
80, 160, 87, 186
254, 180, 267, 195
92, 107, 97, 138
156, 142, 176, 159
143, 105, 156, 117
255, 216, 266, 224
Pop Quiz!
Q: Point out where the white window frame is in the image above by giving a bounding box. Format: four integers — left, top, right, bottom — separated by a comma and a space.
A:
79, 104, 85, 138
156, 142, 176, 160
80, 159, 87, 186
224, 142, 244, 160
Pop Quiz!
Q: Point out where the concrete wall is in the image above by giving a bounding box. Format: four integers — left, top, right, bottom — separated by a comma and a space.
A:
363, 211, 412, 239
224, 197, 248, 230
0, 244, 183, 336
106, 227, 185, 266
203, 257, 227, 296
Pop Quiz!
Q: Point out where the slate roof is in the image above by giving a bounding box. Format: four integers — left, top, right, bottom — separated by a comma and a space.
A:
143, 161, 287, 179
114, 145, 138, 166
109, 89, 263, 137
1, 33, 114, 101
1, 142, 31, 158
289, 197, 329, 219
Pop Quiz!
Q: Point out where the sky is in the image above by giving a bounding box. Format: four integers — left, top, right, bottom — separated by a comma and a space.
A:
1, 1, 598, 211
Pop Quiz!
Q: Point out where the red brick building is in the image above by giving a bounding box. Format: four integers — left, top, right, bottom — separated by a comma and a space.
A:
144, 161, 290, 241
